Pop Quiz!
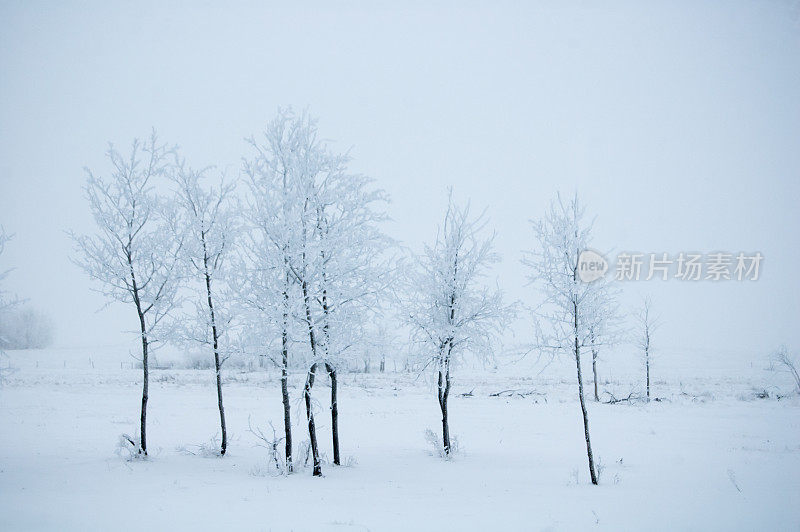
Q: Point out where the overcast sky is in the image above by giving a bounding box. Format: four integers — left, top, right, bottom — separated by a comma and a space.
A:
1, 1, 798, 357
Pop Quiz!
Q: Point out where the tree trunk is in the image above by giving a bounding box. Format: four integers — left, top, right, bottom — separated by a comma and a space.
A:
213, 347, 226, 455
204, 266, 227, 456
437, 344, 452, 455
280, 258, 293, 470
130, 268, 148, 456
301, 278, 322, 476
575, 330, 598, 484
304, 363, 321, 476
592, 347, 599, 402
326, 363, 340, 465
440, 256, 458, 457
645, 346, 650, 402
139, 316, 149, 456
645, 325, 651, 402
590, 328, 599, 401
316, 242, 340, 467
440, 390, 450, 455
281, 315, 292, 472
380, 354, 385, 373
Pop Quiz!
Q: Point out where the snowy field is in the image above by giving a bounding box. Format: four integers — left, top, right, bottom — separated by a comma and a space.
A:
1, 346, 798, 531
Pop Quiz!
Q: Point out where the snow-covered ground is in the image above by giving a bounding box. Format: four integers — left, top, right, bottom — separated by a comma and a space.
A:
1, 346, 798, 531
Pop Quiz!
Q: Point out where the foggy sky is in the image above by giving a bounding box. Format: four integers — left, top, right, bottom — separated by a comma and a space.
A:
1, 1, 798, 356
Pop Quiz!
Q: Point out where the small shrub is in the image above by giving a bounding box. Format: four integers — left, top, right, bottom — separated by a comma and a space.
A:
771, 346, 800, 395
249, 418, 290, 475
176, 434, 223, 457
424, 428, 459, 459
116, 433, 145, 461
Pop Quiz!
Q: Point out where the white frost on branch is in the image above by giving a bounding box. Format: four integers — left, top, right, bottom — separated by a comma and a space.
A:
71, 132, 184, 348
522, 193, 617, 359
402, 191, 515, 455
70, 131, 184, 455
170, 160, 238, 355
523, 192, 615, 485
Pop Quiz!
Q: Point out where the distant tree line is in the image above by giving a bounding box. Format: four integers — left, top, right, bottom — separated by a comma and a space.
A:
0, 306, 55, 350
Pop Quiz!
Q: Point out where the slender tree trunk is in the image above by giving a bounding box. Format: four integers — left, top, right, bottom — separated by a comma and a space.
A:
304, 363, 321, 476
645, 324, 651, 402
589, 327, 599, 401
203, 264, 227, 456
280, 177, 294, 471
380, 354, 385, 373
576, 344, 597, 484
280, 255, 293, 470
316, 247, 340, 467
301, 278, 322, 476
645, 346, 650, 402
298, 208, 322, 476
213, 343, 226, 455
138, 312, 148, 456
281, 295, 292, 471
575, 303, 597, 484
592, 346, 599, 402
326, 363, 340, 465
437, 344, 452, 455
572, 301, 597, 485
130, 265, 148, 456
439, 255, 458, 457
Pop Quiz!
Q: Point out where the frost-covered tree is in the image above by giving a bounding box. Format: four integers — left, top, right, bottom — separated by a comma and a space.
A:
589, 292, 620, 401
72, 132, 183, 455
243, 109, 391, 476
404, 192, 513, 456
171, 161, 237, 455
358, 320, 395, 373
523, 193, 613, 485
304, 146, 391, 474
239, 111, 310, 473
635, 296, 659, 402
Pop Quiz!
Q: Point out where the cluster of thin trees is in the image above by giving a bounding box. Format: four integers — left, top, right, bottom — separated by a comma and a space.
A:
72, 109, 648, 484
72, 110, 392, 476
